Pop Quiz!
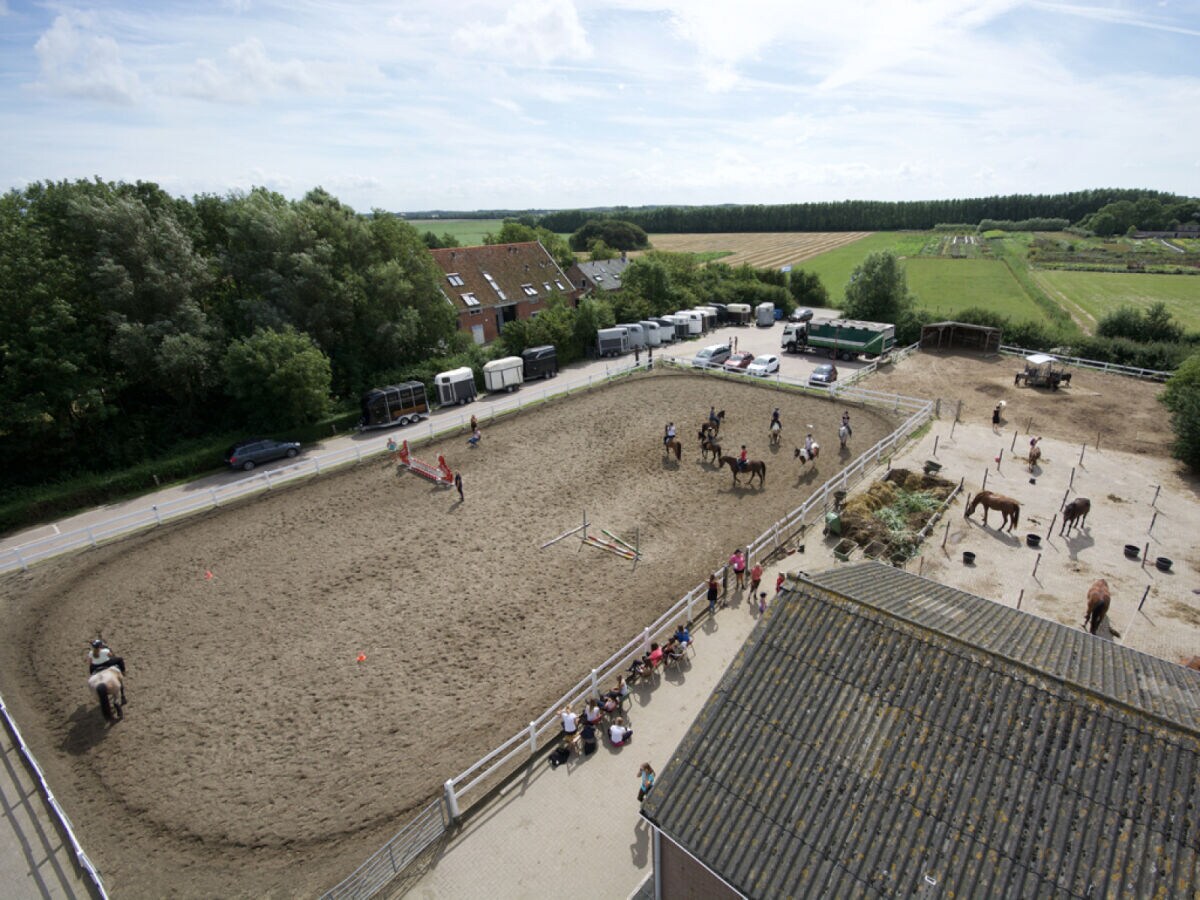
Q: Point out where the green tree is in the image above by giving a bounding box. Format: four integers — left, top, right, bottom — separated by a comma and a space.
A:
788, 269, 829, 308
1160, 353, 1200, 470
222, 327, 332, 429
842, 252, 912, 323
589, 239, 617, 261
568, 219, 650, 252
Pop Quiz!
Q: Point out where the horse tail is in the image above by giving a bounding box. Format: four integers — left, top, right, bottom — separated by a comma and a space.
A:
96, 683, 112, 720
1012, 505, 1020, 529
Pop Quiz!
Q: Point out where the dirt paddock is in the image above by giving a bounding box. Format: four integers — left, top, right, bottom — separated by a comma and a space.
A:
0, 370, 903, 897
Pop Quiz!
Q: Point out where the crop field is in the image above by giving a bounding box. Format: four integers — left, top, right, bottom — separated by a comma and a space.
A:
797, 232, 930, 304
1036, 270, 1200, 331
404, 218, 505, 245
906, 258, 1051, 324
645, 232, 871, 271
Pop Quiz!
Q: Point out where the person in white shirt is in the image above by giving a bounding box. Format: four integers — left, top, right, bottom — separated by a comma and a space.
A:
87, 639, 125, 674
609, 717, 632, 746
560, 706, 578, 736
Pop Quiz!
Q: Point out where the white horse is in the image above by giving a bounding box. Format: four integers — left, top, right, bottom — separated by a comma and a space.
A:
769, 420, 782, 447
838, 424, 850, 448
88, 668, 126, 721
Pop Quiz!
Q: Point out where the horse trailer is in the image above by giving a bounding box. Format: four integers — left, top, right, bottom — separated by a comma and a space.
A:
697, 306, 721, 329
709, 303, 729, 325
521, 345, 558, 380
756, 302, 776, 326
676, 311, 704, 335
653, 317, 678, 343
360, 381, 429, 430
726, 303, 752, 325
597, 326, 630, 357
639, 320, 663, 347
483, 356, 525, 393
619, 322, 646, 350
434, 366, 477, 406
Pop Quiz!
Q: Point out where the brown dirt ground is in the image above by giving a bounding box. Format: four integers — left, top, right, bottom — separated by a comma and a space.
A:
0, 370, 902, 898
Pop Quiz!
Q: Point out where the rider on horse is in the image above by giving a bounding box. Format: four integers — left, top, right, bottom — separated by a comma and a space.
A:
804, 433, 815, 457
771, 408, 781, 429
664, 422, 677, 447
738, 445, 749, 471
87, 638, 125, 675
841, 411, 852, 436
709, 406, 720, 427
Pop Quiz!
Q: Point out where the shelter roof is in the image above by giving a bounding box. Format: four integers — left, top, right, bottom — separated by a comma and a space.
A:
1025, 353, 1057, 365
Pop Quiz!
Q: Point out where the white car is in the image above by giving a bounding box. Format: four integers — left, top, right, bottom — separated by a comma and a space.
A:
747, 354, 781, 377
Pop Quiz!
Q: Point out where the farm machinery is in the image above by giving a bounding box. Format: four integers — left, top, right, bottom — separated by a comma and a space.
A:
1014, 353, 1071, 390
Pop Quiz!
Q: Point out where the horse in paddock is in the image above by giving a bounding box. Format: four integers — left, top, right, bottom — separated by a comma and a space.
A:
793, 443, 820, 466
1083, 578, 1119, 637
719, 455, 766, 487
1028, 442, 1042, 471
1060, 497, 1091, 535
769, 421, 782, 447
699, 410, 726, 439
663, 439, 681, 461
700, 436, 721, 464
88, 667, 126, 722
1182, 657, 1200, 672
964, 491, 1020, 532
838, 424, 849, 449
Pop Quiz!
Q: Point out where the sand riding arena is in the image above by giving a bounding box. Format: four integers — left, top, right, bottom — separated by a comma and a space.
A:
0, 369, 907, 897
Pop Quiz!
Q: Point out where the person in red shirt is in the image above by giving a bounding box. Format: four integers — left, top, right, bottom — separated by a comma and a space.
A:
775, 572, 785, 594
749, 562, 763, 597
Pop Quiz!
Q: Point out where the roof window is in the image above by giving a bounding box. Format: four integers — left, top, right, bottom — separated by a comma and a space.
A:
461, 292, 480, 307
522, 284, 537, 296
447, 273, 465, 287
482, 272, 506, 300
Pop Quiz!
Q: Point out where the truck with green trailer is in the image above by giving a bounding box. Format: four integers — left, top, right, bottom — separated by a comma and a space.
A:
780, 318, 896, 360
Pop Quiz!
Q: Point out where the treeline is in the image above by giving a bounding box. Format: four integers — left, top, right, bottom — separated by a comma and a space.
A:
977, 218, 1070, 232
1078, 195, 1200, 236
0, 179, 465, 492
538, 190, 1184, 234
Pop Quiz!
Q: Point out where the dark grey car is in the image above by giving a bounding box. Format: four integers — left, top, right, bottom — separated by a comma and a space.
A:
224, 438, 301, 471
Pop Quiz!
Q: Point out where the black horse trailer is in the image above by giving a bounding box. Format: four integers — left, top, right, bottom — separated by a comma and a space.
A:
522, 345, 558, 380
360, 381, 429, 430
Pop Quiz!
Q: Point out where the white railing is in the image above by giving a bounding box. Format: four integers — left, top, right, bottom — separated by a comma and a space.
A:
839, 341, 921, 387
997, 344, 1174, 381
0, 690, 108, 898
0, 362, 651, 575
318, 383, 937, 900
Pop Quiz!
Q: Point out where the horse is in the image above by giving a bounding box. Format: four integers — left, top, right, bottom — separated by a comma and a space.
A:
719, 455, 766, 487
663, 439, 681, 461
700, 410, 725, 438
793, 442, 820, 465
1083, 578, 1119, 637
1028, 442, 1042, 471
1060, 497, 1091, 535
964, 491, 1020, 532
88, 667, 126, 721
838, 424, 849, 449
1182, 657, 1200, 672
700, 436, 721, 464
768, 421, 782, 447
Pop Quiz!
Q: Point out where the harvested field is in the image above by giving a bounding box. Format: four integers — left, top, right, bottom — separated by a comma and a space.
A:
644, 232, 871, 269
0, 370, 903, 898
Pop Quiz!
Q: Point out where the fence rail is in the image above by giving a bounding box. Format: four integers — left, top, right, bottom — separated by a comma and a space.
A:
318, 383, 937, 899
997, 344, 1174, 381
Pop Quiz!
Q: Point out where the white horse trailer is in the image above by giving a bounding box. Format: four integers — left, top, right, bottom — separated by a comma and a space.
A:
652, 317, 677, 343
726, 303, 752, 325
639, 320, 663, 347
619, 322, 646, 350
756, 302, 776, 326
483, 356, 524, 393
434, 366, 477, 406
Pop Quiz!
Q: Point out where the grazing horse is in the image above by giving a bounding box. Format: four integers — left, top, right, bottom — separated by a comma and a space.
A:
700, 436, 721, 464
838, 424, 849, 449
663, 439, 681, 461
1083, 578, 1119, 636
719, 455, 766, 487
88, 667, 126, 721
793, 443, 820, 465
768, 421, 782, 447
965, 491, 1020, 532
1028, 443, 1042, 471
1060, 497, 1091, 535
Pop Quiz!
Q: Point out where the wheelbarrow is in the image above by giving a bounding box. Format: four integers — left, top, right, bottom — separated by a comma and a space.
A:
923, 459, 943, 476
823, 511, 842, 537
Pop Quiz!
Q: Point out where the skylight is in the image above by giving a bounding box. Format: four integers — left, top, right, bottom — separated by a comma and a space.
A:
522, 284, 537, 296
461, 292, 480, 307
447, 273, 464, 287
482, 272, 506, 300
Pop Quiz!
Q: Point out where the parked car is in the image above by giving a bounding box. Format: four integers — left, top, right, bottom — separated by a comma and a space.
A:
808, 363, 839, 387
723, 351, 755, 373
789, 308, 814, 323
693, 343, 732, 368
224, 438, 301, 471
747, 354, 781, 377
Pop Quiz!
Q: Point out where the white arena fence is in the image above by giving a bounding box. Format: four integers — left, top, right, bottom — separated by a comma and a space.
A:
320, 379, 935, 899
0, 690, 109, 898
0, 360, 653, 576
997, 344, 1174, 382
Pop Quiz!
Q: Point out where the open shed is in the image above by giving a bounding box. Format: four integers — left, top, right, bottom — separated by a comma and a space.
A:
920, 321, 1002, 353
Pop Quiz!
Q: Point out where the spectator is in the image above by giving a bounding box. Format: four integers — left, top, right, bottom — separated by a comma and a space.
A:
647, 642, 663, 668
775, 572, 785, 594
470, 414, 478, 432
707, 573, 720, 615
610, 717, 632, 746
758, 591, 768, 614
454, 473, 464, 501
468, 427, 482, 448
638, 763, 656, 801
581, 721, 599, 756
584, 698, 604, 728
673, 622, 692, 648
602, 675, 629, 711
749, 562, 763, 596
663, 638, 685, 665
730, 550, 747, 588
560, 705, 579, 737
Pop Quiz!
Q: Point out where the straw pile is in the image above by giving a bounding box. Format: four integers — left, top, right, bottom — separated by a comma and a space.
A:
838, 468, 955, 560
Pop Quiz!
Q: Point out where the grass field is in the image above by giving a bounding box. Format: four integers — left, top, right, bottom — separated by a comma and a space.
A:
1036, 270, 1200, 331
404, 218, 505, 245
905, 258, 1051, 324
644, 232, 871, 271
797, 232, 929, 303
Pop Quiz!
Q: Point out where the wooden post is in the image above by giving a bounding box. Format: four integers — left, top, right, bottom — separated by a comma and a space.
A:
950, 419, 957, 439
1025, 416, 1032, 434
1010, 430, 1018, 452
1142, 542, 1150, 568
1060, 488, 1070, 511
996, 449, 1003, 470
1017, 589, 1024, 610
932, 435, 939, 456
1148, 511, 1158, 533
1079, 443, 1086, 465
1046, 514, 1057, 539
1152, 484, 1161, 507
1096, 430, 1101, 450
982, 468, 989, 490
942, 519, 951, 548
1032, 553, 1041, 578
955, 399, 962, 423
1138, 584, 1151, 611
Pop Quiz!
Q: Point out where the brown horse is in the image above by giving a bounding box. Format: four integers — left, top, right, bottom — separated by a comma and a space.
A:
1083, 578, 1119, 636
699, 410, 725, 438
1182, 657, 1200, 672
719, 455, 766, 487
700, 436, 721, 463
1028, 443, 1042, 471
793, 442, 820, 465
1060, 497, 1090, 535
965, 491, 1020, 532
663, 439, 681, 461
88, 667, 126, 721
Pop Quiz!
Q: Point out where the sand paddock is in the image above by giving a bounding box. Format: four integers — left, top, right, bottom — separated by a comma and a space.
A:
0, 370, 904, 897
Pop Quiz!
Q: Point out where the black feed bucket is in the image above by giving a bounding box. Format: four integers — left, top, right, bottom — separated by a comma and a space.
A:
1156, 557, 1173, 572
1025, 534, 1041, 549
962, 551, 976, 565
1124, 544, 1140, 560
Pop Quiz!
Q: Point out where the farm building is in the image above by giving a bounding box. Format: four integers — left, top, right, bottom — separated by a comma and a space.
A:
567, 256, 630, 296
920, 320, 1002, 353
429, 242, 577, 345
641, 562, 1200, 899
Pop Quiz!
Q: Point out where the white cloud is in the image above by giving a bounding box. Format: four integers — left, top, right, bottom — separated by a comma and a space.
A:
455, 0, 592, 65
33, 12, 144, 104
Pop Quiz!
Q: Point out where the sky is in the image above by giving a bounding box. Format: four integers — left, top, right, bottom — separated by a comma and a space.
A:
1, 0, 1198, 213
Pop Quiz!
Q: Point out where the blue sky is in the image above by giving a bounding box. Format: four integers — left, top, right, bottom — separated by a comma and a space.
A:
1, 0, 1197, 212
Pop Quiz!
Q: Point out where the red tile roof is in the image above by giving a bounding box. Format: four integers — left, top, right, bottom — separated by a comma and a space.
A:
429, 242, 572, 312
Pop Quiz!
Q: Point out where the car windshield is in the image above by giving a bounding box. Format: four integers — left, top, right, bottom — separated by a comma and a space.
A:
752, 356, 771, 365
815, 365, 831, 374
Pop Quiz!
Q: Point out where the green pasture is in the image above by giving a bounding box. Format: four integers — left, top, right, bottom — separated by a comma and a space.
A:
800, 232, 929, 304
905, 258, 1051, 324
1037, 270, 1200, 331
404, 218, 505, 246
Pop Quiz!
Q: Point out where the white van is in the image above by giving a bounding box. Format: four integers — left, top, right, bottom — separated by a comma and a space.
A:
483, 356, 524, 393
639, 320, 662, 347
693, 343, 732, 368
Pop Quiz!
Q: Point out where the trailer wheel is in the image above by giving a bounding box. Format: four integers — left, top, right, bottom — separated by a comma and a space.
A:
410, 414, 421, 424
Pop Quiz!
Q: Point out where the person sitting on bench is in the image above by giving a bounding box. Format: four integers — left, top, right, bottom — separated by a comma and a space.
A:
609, 717, 632, 746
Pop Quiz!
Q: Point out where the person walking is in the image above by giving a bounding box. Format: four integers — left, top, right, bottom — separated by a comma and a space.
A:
454, 473, 464, 501
749, 562, 763, 597
638, 763, 656, 801
707, 573, 720, 616
758, 591, 768, 614
729, 549, 747, 589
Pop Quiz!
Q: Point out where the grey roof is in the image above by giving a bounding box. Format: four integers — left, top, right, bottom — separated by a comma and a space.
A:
570, 258, 630, 291
641, 562, 1200, 899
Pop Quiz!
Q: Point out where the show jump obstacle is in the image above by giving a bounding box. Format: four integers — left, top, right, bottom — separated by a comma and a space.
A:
540, 510, 641, 563
394, 440, 453, 486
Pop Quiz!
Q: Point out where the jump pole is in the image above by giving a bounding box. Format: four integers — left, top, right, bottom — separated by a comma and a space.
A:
1017, 589, 1024, 610
1032, 552, 1042, 579
602, 529, 639, 555
1148, 511, 1158, 534
1142, 542, 1150, 568
1079, 443, 1086, 465
1060, 488, 1070, 511
1069, 467, 1075, 489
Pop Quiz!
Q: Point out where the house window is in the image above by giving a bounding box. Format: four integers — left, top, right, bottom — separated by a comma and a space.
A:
468, 308, 482, 316
461, 292, 480, 307
554, 280, 565, 290
447, 273, 465, 287
522, 284, 537, 296
482, 272, 506, 300
530, 310, 540, 318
